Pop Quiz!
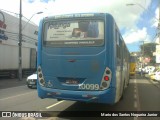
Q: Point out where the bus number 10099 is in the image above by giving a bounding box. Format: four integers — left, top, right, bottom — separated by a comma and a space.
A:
78, 84, 99, 90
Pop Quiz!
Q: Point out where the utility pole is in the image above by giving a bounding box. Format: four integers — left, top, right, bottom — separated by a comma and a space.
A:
18, 0, 22, 81
141, 41, 144, 68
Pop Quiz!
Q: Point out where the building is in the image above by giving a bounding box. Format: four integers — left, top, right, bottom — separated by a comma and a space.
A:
0, 10, 38, 78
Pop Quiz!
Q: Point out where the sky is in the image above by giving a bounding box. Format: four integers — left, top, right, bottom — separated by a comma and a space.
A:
0, 0, 159, 52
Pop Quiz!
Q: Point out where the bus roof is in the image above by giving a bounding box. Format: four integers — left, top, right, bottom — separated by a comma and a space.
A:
43, 13, 112, 20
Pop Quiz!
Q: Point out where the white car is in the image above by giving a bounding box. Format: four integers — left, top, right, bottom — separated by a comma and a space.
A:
26, 73, 37, 88
146, 66, 155, 74
154, 69, 160, 81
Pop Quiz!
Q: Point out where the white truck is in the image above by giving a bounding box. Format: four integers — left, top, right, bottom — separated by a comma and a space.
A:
0, 10, 38, 78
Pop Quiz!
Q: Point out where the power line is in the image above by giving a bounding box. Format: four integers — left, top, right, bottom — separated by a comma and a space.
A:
22, 34, 37, 41
0, 9, 37, 26
4, 30, 37, 41
2, 30, 36, 45
0, 9, 19, 16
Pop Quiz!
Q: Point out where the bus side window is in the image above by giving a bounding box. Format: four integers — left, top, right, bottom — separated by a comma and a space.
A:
116, 29, 119, 45
116, 28, 120, 59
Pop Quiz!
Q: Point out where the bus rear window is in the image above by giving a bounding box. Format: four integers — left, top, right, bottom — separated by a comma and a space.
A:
43, 20, 104, 47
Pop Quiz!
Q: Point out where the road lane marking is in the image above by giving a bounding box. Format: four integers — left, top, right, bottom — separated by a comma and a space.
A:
133, 79, 142, 120
0, 91, 36, 101
46, 100, 65, 109
134, 101, 137, 108
132, 79, 141, 117
134, 94, 137, 99
134, 117, 138, 120
134, 88, 137, 93
135, 79, 141, 111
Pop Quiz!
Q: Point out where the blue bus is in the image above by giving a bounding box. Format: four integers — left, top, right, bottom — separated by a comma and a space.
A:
37, 13, 130, 104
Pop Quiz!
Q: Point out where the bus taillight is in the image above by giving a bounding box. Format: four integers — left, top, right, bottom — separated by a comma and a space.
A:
100, 67, 112, 90
104, 76, 109, 81
38, 66, 45, 87
106, 70, 110, 74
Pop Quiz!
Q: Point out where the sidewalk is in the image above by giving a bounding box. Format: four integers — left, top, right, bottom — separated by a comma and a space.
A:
148, 79, 160, 89
0, 78, 26, 89
143, 75, 160, 89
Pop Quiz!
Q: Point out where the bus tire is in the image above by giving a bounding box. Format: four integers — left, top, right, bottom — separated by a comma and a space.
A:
120, 81, 125, 101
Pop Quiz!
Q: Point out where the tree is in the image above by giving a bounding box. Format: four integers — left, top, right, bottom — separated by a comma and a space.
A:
140, 43, 156, 64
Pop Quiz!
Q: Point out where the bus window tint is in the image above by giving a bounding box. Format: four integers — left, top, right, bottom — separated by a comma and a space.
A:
43, 20, 104, 47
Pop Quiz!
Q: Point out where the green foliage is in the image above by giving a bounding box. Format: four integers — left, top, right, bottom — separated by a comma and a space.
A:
140, 43, 156, 64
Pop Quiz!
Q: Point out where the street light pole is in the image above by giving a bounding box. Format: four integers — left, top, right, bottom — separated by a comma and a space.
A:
18, 0, 43, 81
18, 1, 42, 81
126, 3, 159, 22
22, 12, 43, 30
18, 0, 22, 81
126, 3, 146, 11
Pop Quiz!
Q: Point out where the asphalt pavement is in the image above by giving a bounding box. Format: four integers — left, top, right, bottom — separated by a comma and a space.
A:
0, 78, 26, 89
0, 74, 160, 120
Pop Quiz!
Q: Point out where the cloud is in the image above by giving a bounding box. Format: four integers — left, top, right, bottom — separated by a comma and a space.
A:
0, 0, 20, 15
0, 0, 153, 45
151, 8, 159, 27
43, 0, 151, 29
0, 0, 151, 27
123, 27, 148, 44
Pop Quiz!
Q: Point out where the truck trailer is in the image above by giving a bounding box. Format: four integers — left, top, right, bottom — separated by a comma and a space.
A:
0, 11, 38, 78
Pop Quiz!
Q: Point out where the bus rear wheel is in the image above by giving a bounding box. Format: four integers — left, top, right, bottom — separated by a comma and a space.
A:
120, 81, 125, 101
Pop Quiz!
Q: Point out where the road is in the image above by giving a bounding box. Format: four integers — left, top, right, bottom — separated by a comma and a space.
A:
0, 75, 160, 120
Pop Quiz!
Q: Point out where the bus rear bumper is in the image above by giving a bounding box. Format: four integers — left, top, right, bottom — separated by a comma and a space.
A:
37, 87, 116, 104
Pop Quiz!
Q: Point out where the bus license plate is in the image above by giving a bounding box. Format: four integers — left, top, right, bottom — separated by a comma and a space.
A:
66, 80, 78, 84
